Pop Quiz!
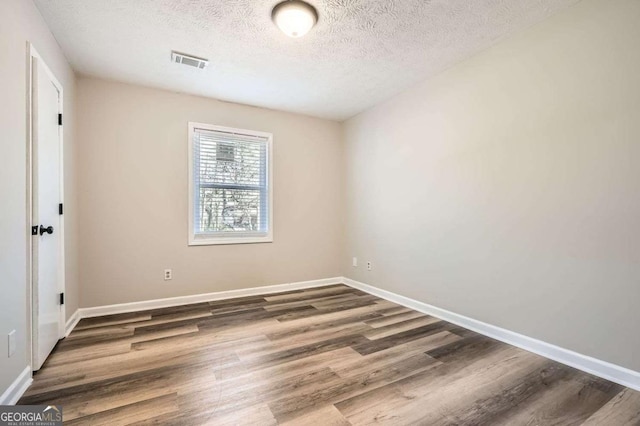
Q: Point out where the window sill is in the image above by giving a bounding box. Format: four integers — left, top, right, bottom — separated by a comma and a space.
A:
188, 235, 273, 246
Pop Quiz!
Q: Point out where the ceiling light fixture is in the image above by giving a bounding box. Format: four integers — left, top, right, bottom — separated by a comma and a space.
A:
272, 0, 318, 38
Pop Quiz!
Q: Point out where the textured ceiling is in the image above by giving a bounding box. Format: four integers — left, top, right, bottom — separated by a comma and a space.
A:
34, 0, 580, 120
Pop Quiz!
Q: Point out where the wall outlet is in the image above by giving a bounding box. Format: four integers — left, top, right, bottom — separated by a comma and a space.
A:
352, 257, 358, 267
164, 269, 172, 280
366, 261, 372, 271
8, 330, 16, 357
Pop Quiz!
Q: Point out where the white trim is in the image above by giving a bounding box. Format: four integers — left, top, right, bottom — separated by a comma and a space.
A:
342, 277, 640, 392
77, 277, 341, 319
187, 122, 274, 246
189, 234, 272, 246
64, 310, 81, 337
0, 367, 33, 405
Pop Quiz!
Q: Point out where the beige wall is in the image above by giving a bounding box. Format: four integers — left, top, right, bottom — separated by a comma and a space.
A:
0, 0, 78, 396
76, 78, 344, 307
343, 0, 640, 371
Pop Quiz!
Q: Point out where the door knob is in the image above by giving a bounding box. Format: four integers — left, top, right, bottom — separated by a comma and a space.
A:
39, 225, 54, 235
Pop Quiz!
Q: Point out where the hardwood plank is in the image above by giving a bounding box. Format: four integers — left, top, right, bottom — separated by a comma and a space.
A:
208, 295, 268, 308
25, 338, 238, 395
263, 285, 360, 302
209, 347, 361, 390
263, 292, 365, 312
240, 334, 370, 372
310, 294, 379, 309
441, 360, 577, 425
63, 393, 179, 426
41, 341, 132, 368
74, 312, 152, 331
145, 302, 212, 317
128, 309, 213, 328
491, 373, 623, 426
364, 309, 425, 328
280, 404, 351, 426
335, 344, 523, 421
269, 351, 440, 422
200, 403, 277, 426
352, 320, 454, 355
425, 334, 504, 363
276, 300, 386, 322
363, 315, 441, 340
266, 311, 383, 341
22, 364, 188, 420
582, 388, 640, 425
179, 367, 341, 420
130, 326, 274, 352
331, 331, 459, 378
238, 324, 372, 360
20, 285, 639, 425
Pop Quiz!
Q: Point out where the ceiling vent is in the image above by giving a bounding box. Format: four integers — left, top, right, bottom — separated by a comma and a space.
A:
171, 51, 208, 69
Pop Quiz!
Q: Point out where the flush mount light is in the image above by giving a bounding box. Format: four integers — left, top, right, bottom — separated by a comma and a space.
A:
272, 0, 318, 38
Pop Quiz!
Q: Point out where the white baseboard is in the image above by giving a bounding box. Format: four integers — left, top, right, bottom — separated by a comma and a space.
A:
343, 277, 640, 392
0, 366, 32, 405
64, 275, 640, 392
77, 277, 342, 319
65, 309, 81, 337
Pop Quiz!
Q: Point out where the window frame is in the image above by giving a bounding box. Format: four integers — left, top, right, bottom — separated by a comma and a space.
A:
188, 122, 273, 246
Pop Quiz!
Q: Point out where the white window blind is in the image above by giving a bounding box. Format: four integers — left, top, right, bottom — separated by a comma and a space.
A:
189, 123, 272, 245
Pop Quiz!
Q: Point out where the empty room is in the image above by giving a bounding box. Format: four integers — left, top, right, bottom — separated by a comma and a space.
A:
1, 0, 639, 424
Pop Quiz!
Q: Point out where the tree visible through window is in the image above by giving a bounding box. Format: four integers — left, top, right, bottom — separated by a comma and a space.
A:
189, 123, 272, 245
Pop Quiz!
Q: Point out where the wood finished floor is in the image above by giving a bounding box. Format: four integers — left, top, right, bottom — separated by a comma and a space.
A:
20, 284, 640, 425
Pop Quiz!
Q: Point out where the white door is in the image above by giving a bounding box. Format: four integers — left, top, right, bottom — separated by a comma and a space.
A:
32, 55, 64, 371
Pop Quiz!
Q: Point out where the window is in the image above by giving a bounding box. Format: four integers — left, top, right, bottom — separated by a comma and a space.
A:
188, 123, 273, 245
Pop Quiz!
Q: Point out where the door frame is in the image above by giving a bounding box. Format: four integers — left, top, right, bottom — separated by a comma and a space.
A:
26, 43, 66, 370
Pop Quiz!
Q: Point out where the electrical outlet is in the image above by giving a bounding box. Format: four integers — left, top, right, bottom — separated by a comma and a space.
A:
8, 330, 16, 357
366, 261, 372, 271
352, 257, 358, 267
164, 269, 172, 281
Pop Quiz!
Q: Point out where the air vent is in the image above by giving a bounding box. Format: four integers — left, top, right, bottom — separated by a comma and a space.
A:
171, 51, 208, 69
